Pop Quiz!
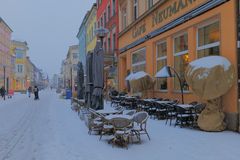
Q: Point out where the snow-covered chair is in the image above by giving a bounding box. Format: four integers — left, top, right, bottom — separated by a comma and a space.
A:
132, 111, 150, 142
111, 117, 133, 149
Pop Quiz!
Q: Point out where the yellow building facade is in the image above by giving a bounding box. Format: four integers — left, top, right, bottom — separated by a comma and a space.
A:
86, 3, 97, 53
118, 0, 239, 131
11, 40, 29, 92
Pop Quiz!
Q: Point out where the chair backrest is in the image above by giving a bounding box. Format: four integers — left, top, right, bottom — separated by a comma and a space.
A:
175, 106, 188, 114
111, 117, 132, 129
124, 110, 136, 116
133, 111, 149, 124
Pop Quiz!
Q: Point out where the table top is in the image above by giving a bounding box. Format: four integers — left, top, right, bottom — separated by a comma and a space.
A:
155, 101, 172, 104
177, 104, 193, 109
96, 109, 120, 115
105, 114, 133, 121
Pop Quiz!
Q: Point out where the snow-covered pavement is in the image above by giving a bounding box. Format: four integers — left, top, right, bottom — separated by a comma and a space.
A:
0, 90, 240, 160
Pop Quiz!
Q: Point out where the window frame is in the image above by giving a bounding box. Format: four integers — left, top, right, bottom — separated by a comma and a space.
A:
156, 40, 168, 91
173, 32, 189, 92
131, 47, 146, 73
133, 0, 138, 21
196, 19, 220, 57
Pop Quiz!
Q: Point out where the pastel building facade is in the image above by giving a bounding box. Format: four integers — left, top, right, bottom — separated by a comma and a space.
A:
77, 11, 89, 73
96, 0, 119, 89
0, 17, 13, 92
86, 3, 97, 53
11, 40, 29, 92
118, 0, 239, 131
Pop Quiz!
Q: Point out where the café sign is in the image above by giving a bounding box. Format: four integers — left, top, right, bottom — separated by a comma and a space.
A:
152, 0, 197, 27
131, 0, 198, 38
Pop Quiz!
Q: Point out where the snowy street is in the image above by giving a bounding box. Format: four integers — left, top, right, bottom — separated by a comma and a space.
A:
0, 90, 240, 160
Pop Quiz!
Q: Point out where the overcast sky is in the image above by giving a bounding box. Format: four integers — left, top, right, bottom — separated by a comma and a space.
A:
0, 0, 95, 77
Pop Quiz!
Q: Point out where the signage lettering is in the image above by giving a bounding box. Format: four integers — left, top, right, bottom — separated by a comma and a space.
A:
132, 22, 146, 38
152, 0, 197, 27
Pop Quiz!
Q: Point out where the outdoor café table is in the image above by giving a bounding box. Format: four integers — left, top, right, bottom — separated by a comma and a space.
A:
96, 108, 120, 116
105, 114, 133, 121
143, 99, 157, 102
177, 104, 193, 109
155, 101, 173, 104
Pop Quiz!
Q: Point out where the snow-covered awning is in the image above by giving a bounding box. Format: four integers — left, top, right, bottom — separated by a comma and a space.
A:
155, 66, 171, 78
125, 72, 135, 81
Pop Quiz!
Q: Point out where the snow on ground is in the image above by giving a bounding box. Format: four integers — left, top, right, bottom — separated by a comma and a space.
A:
0, 90, 240, 160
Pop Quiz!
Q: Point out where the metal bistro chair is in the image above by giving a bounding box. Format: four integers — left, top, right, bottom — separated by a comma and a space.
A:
165, 103, 177, 126
88, 108, 104, 135
175, 106, 194, 128
111, 117, 133, 149
132, 111, 150, 143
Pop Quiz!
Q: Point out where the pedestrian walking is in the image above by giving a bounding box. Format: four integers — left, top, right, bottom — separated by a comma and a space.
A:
33, 86, 39, 100
0, 86, 6, 98
28, 86, 32, 98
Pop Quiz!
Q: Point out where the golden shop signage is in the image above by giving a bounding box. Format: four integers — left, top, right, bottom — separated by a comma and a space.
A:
132, 21, 146, 39
152, 0, 197, 27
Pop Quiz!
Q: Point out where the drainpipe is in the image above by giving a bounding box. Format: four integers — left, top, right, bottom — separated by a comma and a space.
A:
236, 0, 240, 132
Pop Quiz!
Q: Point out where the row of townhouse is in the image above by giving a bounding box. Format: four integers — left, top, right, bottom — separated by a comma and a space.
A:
76, 0, 240, 131
76, 0, 119, 90
0, 17, 45, 93
60, 45, 80, 96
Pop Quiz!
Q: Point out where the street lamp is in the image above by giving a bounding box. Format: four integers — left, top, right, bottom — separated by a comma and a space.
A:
155, 66, 184, 104
95, 27, 109, 45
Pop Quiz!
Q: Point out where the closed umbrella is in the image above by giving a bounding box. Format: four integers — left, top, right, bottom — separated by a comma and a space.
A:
77, 62, 84, 99
85, 52, 93, 109
92, 40, 104, 110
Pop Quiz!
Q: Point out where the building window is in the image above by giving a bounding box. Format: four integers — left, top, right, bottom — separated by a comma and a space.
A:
122, 7, 127, 29
132, 48, 146, 72
108, 37, 111, 52
73, 53, 78, 59
112, 0, 116, 16
16, 52, 24, 59
174, 33, 189, 91
108, 5, 111, 20
148, 0, 153, 9
101, 17, 103, 27
104, 12, 107, 26
113, 33, 116, 51
197, 20, 220, 58
16, 64, 24, 73
156, 41, 167, 90
133, 0, 138, 20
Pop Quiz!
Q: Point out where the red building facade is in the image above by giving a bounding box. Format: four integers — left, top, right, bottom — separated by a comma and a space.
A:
96, 0, 119, 89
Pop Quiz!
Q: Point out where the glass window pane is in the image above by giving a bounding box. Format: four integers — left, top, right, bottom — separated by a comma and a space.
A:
156, 59, 167, 90
198, 21, 219, 47
157, 42, 167, 58
197, 46, 220, 58
174, 34, 188, 53
174, 53, 189, 91
132, 48, 146, 72
132, 49, 146, 64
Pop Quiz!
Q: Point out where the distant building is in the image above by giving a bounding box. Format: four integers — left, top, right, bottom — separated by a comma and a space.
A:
11, 40, 29, 92
0, 17, 13, 92
77, 11, 89, 74
86, 3, 97, 53
65, 45, 80, 93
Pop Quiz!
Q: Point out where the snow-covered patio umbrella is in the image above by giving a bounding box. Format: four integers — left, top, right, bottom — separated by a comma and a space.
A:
129, 71, 154, 93
185, 56, 236, 131
92, 40, 104, 110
